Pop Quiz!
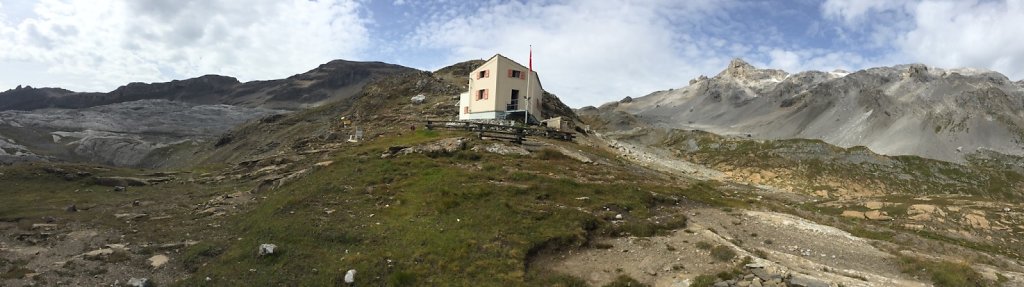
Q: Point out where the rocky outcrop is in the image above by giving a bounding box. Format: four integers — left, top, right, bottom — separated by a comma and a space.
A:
471, 143, 530, 156
383, 138, 468, 158
0, 99, 284, 167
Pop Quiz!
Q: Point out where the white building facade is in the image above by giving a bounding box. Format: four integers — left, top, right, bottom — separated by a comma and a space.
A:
459, 54, 543, 123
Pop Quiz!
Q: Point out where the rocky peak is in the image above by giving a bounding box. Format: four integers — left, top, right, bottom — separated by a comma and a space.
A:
720, 58, 756, 78
900, 64, 930, 82
716, 58, 788, 85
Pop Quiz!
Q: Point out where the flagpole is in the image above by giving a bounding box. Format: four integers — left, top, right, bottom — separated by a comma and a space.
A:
525, 45, 531, 125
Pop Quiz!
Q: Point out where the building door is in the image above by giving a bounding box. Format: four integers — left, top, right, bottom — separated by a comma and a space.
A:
507, 90, 520, 111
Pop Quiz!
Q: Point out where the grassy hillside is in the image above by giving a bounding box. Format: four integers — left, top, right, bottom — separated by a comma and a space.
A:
617, 128, 1024, 200
173, 130, 722, 286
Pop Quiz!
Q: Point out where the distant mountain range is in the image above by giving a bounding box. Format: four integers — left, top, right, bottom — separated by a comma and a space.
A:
585, 59, 1024, 162
0, 60, 414, 166
0, 60, 415, 111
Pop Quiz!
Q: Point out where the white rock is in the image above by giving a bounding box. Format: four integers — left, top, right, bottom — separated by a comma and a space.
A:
82, 248, 114, 260
615, 214, 623, 220
411, 94, 426, 104
258, 244, 277, 256
127, 277, 152, 287
148, 254, 169, 269
344, 269, 357, 283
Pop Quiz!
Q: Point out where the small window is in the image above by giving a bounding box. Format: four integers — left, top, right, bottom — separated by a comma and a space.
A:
511, 70, 522, 78
477, 89, 487, 100
477, 70, 488, 79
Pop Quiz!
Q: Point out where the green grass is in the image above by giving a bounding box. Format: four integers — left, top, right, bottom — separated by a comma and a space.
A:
710, 245, 737, 262
182, 242, 226, 272
695, 241, 713, 250
897, 255, 990, 287
847, 226, 895, 241
602, 275, 649, 287
173, 132, 722, 286
0, 163, 245, 243
661, 129, 1024, 201
689, 275, 717, 287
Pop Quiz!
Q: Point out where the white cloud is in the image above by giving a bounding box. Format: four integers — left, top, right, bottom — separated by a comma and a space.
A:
822, 0, 1024, 81
821, 0, 913, 25
760, 48, 882, 75
0, 0, 369, 92
898, 0, 1024, 80
767, 49, 801, 72
408, 0, 737, 107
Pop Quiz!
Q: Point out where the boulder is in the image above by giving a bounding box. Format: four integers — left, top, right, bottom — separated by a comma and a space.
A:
864, 201, 884, 210
964, 213, 991, 229
345, 269, 357, 284
746, 262, 787, 281
908, 204, 937, 215
259, 243, 277, 256
82, 248, 114, 260
840, 210, 865, 219
148, 254, 169, 269
864, 210, 892, 221
788, 274, 830, 287
410, 94, 426, 104
127, 277, 152, 287
908, 204, 943, 220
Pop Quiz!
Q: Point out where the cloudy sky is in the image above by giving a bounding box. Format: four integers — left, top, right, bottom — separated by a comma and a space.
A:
1, 0, 1022, 107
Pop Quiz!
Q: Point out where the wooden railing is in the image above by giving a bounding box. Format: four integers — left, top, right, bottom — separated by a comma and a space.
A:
424, 120, 574, 143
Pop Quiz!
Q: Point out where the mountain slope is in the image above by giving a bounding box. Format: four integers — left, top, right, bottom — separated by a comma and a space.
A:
0, 60, 415, 111
590, 59, 1024, 162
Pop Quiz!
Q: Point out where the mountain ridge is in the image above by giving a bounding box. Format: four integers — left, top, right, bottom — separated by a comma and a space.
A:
0, 60, 416, 111
585, 59, 1024, 163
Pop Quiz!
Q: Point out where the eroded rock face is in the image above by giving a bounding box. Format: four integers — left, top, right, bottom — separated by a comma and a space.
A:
841, 210, 865, 219
964, 212, 991, 229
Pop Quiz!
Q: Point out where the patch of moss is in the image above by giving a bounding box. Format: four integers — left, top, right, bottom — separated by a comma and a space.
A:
897, 255, 990, 287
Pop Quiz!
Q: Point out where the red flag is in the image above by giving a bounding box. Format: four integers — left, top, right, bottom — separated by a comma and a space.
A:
528, 45, 532, 71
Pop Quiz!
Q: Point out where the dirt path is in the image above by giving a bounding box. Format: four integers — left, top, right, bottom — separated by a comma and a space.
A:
540, 206, 926, 287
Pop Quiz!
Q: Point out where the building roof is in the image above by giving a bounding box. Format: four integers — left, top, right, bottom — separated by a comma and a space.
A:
476, 54, 544, 91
